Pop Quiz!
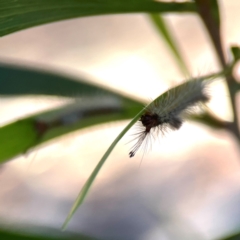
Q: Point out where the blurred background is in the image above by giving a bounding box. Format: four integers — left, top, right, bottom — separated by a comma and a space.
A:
0, 0, 240, 240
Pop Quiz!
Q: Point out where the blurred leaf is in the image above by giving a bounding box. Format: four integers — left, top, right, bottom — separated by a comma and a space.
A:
0, 63, 127, 98
149, 14, 190, 76
209, 0, 221, 27
195, 0, 220, 27
0, 96, 142, 163
0, 119, 37, 161
0, 228, 99, 240
195, 0, 224, 66
188, 111, 230, 130
208, 0, 221, 27
228, 80, 240, 96
216, 231, 240, 240
229, 46, 240, 94
231, 46, 240, 62
0, 0, 196, 36
0, 62, 144, 163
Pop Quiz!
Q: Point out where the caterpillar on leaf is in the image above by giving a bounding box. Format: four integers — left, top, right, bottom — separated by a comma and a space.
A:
129, 78, 210, 157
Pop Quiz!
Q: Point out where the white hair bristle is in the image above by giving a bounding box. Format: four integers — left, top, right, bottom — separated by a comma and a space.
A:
129, 78, 211, 158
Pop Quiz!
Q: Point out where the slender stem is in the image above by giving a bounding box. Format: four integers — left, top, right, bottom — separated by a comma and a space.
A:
195, 0, 240, 140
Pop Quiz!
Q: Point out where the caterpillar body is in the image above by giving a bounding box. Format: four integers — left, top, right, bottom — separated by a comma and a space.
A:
129, 78, 210, 158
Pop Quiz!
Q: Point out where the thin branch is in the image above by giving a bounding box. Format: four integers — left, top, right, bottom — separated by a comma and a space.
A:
195, 0, 240, 140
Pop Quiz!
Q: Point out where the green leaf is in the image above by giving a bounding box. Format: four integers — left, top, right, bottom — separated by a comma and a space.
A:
188, 111, 230, 130
0, 63, 124, 98
0, 227, 99, 240
0, 62, 144, 163
195, 0, 220, 27
231, 46, 240, 62
0, 119, 37, 161
216, 231, 240, 240
195, 0, 223, 66
0, 0, 196, 36
209, 0, 221, 27
149, 14, 190, 76
0, 96, 142, 163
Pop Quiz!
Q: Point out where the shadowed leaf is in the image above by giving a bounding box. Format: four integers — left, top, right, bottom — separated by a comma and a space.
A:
0, 63, 127, 98
0, 0, 196, 36
0, 62, 144, 163
0, 227, 99, 240
0, 96, 142, 163
149, 14, 190, 76
216, 231, 240, 240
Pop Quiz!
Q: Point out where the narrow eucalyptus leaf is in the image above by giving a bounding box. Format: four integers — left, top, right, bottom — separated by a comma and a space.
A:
0, 63, 123, 98
0, 0, 196, 36
231, 46, 240, 62
0, 97, 143, 164
216, 232, 240, 240
149, 14, 190, 76
0, 227, 99, 240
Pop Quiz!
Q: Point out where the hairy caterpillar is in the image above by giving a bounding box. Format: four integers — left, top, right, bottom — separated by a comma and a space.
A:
129, 78, 210, 158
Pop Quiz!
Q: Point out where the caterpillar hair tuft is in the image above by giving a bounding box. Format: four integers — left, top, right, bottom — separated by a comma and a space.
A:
129, 78, 211, 158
